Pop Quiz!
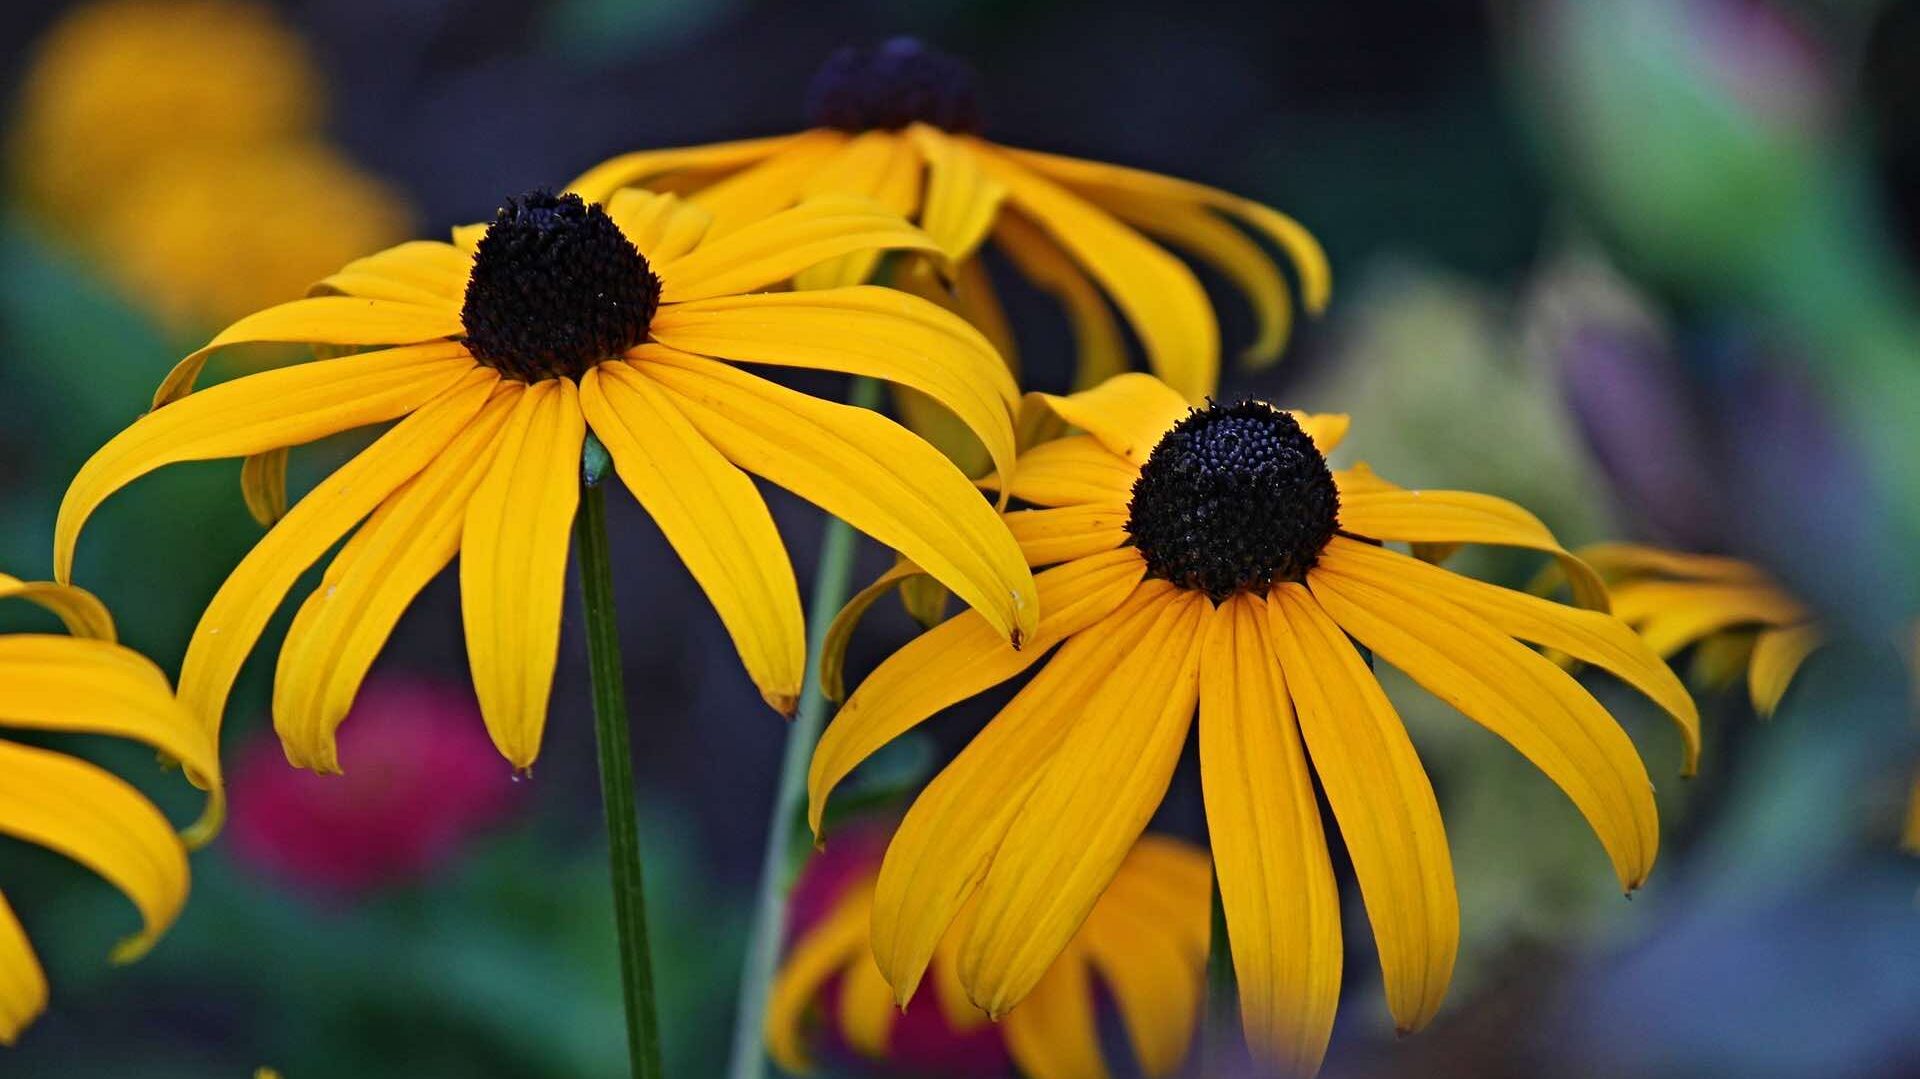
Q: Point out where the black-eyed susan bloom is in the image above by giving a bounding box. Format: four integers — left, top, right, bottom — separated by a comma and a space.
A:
769, 826, 1209, 1079
808, 374, 1701, 1075
55, 188, 1037, 774
1576, 543, 1822, 717
0, 574, 219, 1043
568, 38, 1330, 403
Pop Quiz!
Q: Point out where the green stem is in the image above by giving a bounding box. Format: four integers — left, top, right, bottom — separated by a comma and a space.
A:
1203, 870, 1241, 1070
728, 377, 883, 1079
576, 447, 665, 1079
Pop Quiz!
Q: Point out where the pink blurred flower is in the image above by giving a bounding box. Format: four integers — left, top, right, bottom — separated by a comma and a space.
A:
228, 677, 520, 897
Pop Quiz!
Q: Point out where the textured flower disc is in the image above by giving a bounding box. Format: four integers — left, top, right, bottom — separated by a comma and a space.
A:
1127, 401, 1340, 599
805, 36, 983, 134
459, 190, 660, 381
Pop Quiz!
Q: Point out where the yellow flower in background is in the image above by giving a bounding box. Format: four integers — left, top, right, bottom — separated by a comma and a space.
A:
570, 38, 1331, 403
809, 374, 1699, 1074
0, 574, 219, 1044
9, 0, 322, 237
1578, 543, 1821, 716
99, 144, 411, 332
56, 188, 1036, 775
769, 832, 1209, 1079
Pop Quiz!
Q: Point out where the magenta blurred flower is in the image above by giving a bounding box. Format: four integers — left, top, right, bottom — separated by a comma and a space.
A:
228, 677, 519, 897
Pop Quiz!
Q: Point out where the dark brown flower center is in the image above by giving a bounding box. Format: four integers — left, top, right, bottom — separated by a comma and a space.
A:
804, 37, 983, 134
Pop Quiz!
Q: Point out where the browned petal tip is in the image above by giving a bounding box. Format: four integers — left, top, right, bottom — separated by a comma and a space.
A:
1009, 628, 1024, 651
766, 692, 799, 719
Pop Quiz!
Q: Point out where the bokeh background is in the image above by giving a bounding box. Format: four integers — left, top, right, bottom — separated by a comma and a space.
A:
1, 0, 1917, 1075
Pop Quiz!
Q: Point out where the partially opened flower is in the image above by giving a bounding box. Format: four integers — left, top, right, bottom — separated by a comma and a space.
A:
56, 188, 1037, 774
569, 37, 1330, 402
769, 826, 1209, 1079
809, 374, 1699, 1074
0, 573, 219, 1043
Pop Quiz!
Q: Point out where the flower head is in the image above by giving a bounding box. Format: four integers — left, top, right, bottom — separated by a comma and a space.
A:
56, 186, 1038, 776
768, 823, 1208, 1078
810, 374, 1701, 1074
569, 39, 1332, 403
0, 573, 220, 1043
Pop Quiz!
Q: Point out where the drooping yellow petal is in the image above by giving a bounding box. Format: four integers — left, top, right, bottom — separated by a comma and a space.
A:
1319, 537, 1701, 775
566, 132, 813, 205
460, 378, 585, 770
582, 362, 804, 714
809, 548, 1146, 831
908, 125, 1007, 261
1037, 373, 1191, 466
646, 288, 1020, 488
604, 188, 713, 266
58, 341, 477, 582
970, 142, 1218, 401
1310, 565, 1660, 892
153, 297, 467, 407
1336, 487, 1610, 611
688, 131, 852, 237
1004, 504, 1131, 567
0, 740, 187, 965
1000, 948, 1109, 1079
1748, 623, 1822, 717
1576, 542, 1771, 584
1198, 594, 1342, 1075
0, 892, 48, 1045
1689, 630, 1758, 691
175, 368, 497, 737
0, 574, 114, 640
1269, 584, 1457, 1035
820, 559, 928, 705
1080, 889, 1205, 1077
792, 130, 926, 291
656, 198, 944, 304
978, 435, 1137, 509
272, 384, 521, 772
991, 213, 1126, 391
869, 583, 1171, 1004
240, 448, 289, 526
1610, 579, 1808, 657
1293, 412, 1350, 455
764, 879, 871, 1075
929, 899, 991, 1033
960, 590, 1206, 1017
1102, 837, 1214, 962
837, 949, 900, 1061
310, 240, 472, 310
638, 350, 1036, 646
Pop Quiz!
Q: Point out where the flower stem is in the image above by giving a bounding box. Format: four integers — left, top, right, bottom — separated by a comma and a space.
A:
728, 377, 883, 1079
576, 439, 664, 1079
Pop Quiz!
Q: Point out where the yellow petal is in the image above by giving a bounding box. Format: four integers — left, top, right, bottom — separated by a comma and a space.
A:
1293, 412, 1350, 455
175, 368, 498, 739
689, 131, 852, 237
764, 879, 871, 1075
1748, 623, 1822, 717
656, 198, 944, 303
1198, 593, 1342, 1075
0, 740, 187, 966
647, 288, 1019, 489
638, 349, 1036, 647
809, 548, 1146, 831
930, 900, 991, 1033
960, 590, 1206, 1017
0, 892, 48, 1045
991, 212, 1125, 390
971, 143, 1218, 401
869, 583, 1171, 1004
838, 949, 899, 1061
820, 558, 929, 705
240, 448, 289, 527
154, 297, 466, 407
604, 189, 713, 265
0, 575, 114, 640
791, 131, 926, 291
1102, 836, 1214, 962
1038, 373, 1191, 466
1319, 537, 1702, 776
1004, 504, 1131, 568
310, 240, 472, 310
1576, 542, 1771, 584
978, 435, 1137, 509
460, 379, 585, 770
582, 363, 805, 714
565, 132, 812, 205
1310, 564, 1660, 892
1609, 579, 1808, 657
907, 125, 1007, 261
1268, 584, 1457, 1035
58, 341, 477, 582
1001, 947, 1109, 1079
1336, 487, 1611, 611
272, 384, 522, 772
1080, 877, 1206, 1077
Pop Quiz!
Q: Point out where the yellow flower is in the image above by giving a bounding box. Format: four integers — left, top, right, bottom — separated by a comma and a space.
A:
1579, 543, 1821, 717
768, 832, 1209, 1079
55, 189, 1038, 774
808, 374, 1699, 1074
9, 0, 322, 237
568, 38, 1331, 403
0, 574, 219, 1044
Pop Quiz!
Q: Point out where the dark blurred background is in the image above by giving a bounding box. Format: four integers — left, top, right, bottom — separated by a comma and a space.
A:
1, 0, 1917, 1075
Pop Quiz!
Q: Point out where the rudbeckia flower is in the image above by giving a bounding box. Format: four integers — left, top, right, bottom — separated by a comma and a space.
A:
1577, 543, 1821, 716
569, 37, 1330, 402
808, 374, 1699, 1074
769, 825, 1208, 1079
0, 573, 219, 1043
55, 188, 1037, 774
